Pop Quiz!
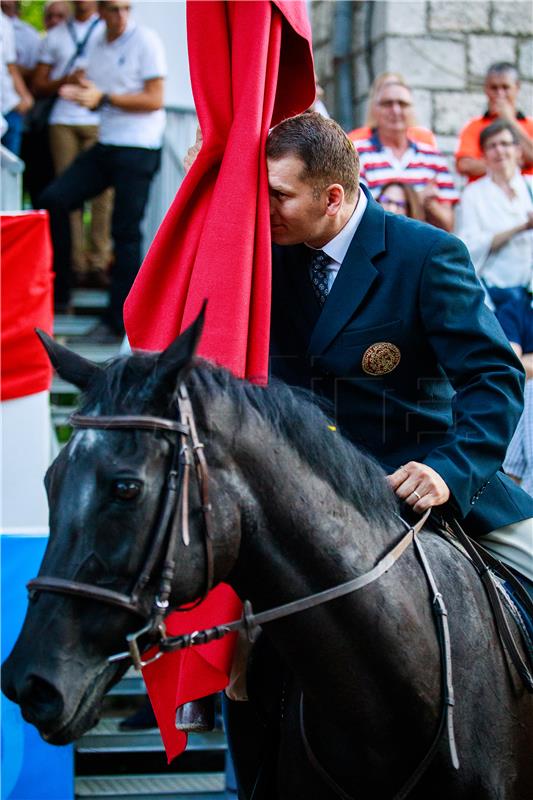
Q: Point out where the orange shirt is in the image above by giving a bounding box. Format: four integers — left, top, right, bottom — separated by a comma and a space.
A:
348, 125, 438, 149
455, 114, 533, 182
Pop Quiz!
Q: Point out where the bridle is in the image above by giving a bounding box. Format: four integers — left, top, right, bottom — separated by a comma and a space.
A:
27, 384, 217, 669
26, 382, 460, 797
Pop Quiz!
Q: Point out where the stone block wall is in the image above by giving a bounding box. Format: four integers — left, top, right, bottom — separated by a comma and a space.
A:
311, 0, 532, 166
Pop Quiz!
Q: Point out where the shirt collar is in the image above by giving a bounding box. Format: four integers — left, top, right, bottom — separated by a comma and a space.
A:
369, 128, 419, 152
306, 188, 368, 269
482, 108, 526, 121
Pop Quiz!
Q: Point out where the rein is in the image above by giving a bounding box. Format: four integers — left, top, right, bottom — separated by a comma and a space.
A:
26, 393, 460, 796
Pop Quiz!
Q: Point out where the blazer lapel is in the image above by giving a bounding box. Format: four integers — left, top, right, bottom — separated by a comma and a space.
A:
308, 189, 386, 355
285, 245, 323, 330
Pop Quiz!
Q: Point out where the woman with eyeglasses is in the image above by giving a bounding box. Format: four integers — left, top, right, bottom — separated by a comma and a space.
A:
377, 181, 425, 221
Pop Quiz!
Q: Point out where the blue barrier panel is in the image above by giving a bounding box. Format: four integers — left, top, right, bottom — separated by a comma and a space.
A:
1, 534, 74, 800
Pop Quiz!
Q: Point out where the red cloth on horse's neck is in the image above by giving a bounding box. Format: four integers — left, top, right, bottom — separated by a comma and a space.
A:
124, 1, 314, 762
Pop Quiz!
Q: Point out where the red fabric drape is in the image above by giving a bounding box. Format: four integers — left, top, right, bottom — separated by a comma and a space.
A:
124, 0, 315, 762
1, 212, 53, 401
124, 0, 314, 380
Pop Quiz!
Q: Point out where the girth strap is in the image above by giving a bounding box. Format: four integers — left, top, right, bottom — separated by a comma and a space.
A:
451, 519, 533, 692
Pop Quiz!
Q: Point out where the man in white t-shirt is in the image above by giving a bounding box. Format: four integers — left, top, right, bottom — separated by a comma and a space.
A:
34, 1, 111, 288
0, 11, 33, 154
39, 0, 166, 340
0, 1, 41, 78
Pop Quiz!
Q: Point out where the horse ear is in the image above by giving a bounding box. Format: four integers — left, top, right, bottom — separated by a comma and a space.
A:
156, 300, 206, 379
35, 328, 101, 390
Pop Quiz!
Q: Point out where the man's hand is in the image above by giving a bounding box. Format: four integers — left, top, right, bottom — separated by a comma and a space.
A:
183, 126, 203, 172
60, 80, 103, 110
493, 97, 515, 122
418, 179, 440, 209
14, 93, 34, 114
387, 461, 450, 513
64, 68, 87, 87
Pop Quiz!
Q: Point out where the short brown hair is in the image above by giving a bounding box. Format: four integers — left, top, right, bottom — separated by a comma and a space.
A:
266, 112, 359, 201
376, 181, 425, 221
480, 119, 519, 150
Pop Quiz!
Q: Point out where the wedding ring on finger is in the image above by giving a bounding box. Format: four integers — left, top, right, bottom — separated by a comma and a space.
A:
412, 490, 422, 501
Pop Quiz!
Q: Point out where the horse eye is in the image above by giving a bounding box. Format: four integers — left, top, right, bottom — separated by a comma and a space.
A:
112, 480, 142, 500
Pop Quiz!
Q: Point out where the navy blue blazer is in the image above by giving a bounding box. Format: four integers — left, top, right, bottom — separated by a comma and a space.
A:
269, 187, 533, 535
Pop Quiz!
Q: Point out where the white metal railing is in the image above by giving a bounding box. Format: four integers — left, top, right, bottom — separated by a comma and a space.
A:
141, 106, 198, 257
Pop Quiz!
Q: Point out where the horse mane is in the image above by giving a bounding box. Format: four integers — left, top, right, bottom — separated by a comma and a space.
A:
80, 354, 399, 528
188, 361, 399, 528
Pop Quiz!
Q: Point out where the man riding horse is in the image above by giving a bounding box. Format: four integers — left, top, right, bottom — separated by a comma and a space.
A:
266, 111, 533, 590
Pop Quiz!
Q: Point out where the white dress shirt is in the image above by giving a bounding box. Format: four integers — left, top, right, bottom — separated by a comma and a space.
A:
306, 187, 368, 291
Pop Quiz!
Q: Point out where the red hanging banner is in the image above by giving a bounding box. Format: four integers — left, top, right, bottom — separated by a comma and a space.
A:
1, 212, 53, 401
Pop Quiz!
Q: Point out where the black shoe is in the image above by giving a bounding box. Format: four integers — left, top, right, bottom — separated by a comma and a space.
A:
83, 321, 123, 345
119, 701, 158, 731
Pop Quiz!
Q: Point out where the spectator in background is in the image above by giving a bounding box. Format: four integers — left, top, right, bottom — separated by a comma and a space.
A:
455, 120, 533, 309
348, 72, 437, 149
309, 72, 330, 118
33, 1, 112, 290
376, 181, 425, 221
44, 0, 70, 31
39, 0, 166, 341
351, 80, 457, 231
456, 62, 533, 183
1, 10, 33, 155
1, 1, 40, 82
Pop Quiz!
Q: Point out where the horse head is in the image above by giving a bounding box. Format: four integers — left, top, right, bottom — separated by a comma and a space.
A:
1, 307, 243, 743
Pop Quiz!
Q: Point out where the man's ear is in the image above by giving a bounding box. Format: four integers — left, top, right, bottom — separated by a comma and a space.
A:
325, 184, 345, 216
36, 329, 101, 390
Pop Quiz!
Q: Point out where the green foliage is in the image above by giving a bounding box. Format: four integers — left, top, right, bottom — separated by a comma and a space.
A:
20, 0, 47, 33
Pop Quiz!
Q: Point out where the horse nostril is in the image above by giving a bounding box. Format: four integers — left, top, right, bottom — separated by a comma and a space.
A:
20, 674, 64, 724
1, 661, 18, 702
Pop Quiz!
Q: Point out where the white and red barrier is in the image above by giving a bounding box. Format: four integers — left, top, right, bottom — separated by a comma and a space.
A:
1, 211, 74, 800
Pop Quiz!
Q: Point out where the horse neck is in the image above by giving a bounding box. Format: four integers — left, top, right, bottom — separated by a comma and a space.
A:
223, 420, 440, 726
227, 419, 396, 608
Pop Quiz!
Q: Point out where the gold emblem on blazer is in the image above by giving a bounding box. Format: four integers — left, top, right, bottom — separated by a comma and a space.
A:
362, 342, 401, 375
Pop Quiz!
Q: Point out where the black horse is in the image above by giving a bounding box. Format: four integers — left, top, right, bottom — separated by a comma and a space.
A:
2, 313, 532, 800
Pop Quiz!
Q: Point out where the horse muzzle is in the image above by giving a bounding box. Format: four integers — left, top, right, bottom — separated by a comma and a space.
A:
1, 659, 66, 733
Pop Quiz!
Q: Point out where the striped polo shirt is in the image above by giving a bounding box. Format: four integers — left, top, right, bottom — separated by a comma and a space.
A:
353, 129, 459, 204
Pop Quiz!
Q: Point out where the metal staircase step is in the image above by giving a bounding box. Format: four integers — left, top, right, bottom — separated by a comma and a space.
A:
108, 674, 146, 696
72, 288, 109, 310
51, 376, 80, 396
77, 719, 227, 754
54, 315, 100, 337
75, 772, 226, 799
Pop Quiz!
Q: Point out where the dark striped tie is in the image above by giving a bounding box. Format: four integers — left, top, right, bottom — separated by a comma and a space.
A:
309, 250, 331, 305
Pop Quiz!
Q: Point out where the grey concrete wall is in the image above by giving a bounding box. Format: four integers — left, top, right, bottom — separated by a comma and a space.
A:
311, 1, 532, 163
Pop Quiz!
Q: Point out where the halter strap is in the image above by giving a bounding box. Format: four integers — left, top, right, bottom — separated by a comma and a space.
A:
70, 413, 189, 435
28, 386, 215, 654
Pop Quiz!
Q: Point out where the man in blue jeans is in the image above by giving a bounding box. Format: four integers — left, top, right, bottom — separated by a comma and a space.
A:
39, 1, 166, 341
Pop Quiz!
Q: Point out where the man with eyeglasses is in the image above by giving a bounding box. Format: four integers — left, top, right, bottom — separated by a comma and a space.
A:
351, 81, 457, 231
39, 0, 167, 343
